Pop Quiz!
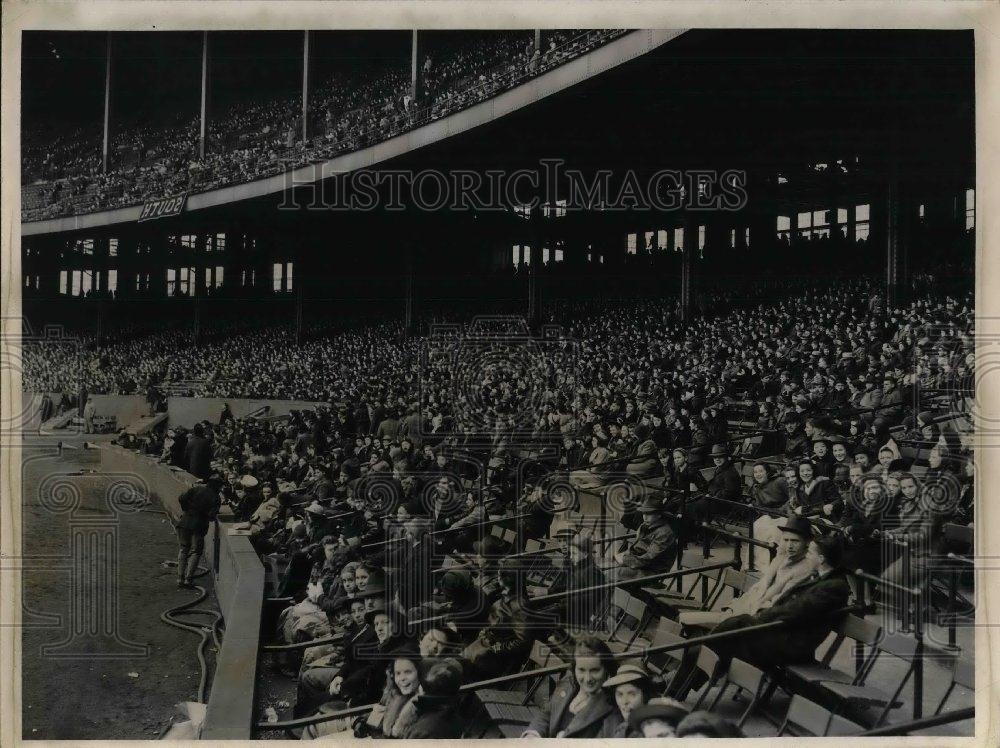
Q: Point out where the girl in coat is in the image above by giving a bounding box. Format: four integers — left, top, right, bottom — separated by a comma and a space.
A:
355, 649, 422, 738
522, 635, 617, 738
597, 662, 659, 738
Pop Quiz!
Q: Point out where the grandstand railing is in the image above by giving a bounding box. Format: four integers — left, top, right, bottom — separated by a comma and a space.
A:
258, 602, 865, 732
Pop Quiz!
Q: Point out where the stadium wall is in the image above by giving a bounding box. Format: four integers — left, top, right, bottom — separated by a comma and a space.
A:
97, 444, 263, 739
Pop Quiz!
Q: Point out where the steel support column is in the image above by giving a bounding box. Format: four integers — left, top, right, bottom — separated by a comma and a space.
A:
302, 31, 310, 142
199, 31, 209, 159
102, 32, 112, 174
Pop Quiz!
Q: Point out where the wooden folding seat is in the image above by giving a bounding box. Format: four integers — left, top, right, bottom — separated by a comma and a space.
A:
778, 695, 864, 736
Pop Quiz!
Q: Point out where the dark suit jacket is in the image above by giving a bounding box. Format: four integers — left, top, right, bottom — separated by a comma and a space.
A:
184, 436, 214, 479
525, 676, 617, 738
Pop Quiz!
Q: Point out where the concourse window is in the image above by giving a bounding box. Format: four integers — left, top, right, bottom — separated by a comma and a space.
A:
273, 262, 294, 293
776, 215, 791, 241
644, 231, 655, 252
674, 227, 684, 252
181, 235, 197, 250
554, 248, 564, 263
242, 268, 256, 288
812, 210, 830, 239
204, 266, 224, 289
542, 248, 550, 264
745, 227, 750, 248
730, 228, 736, 249
657, 229, 667, 250
59, 271, 68, 295
135, 273, 150, 292
965, 189, 975, 230
109, 238, 118, 257
107, 270, 118, 294
555, 199, 567, 218
215, 233, 226, 252
698, 225, 706, 252
71, 270, 81, 296
627, 233, 637, 254
512, 245, 520, 268
855, 204, 870, 241
797, 211, 812, 238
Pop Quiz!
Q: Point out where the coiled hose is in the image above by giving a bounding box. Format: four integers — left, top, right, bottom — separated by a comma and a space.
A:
139, 504, 225, 736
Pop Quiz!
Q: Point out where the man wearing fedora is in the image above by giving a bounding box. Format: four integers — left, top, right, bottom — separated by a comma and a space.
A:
671, 532, 851, 698
679, 515, 814, 630
615, 496, 678, 581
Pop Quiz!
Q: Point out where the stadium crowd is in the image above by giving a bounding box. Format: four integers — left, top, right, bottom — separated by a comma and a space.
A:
21, 29, 625, 221
53, 277, 974, 737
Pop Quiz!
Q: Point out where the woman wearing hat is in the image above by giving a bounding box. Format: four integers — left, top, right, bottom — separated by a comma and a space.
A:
522, 635, 617, 738
598, 662, 659, 737
332, 599, 408, 707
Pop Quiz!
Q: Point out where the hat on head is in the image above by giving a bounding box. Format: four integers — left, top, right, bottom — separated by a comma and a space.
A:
363, 598, 389, 624
304, 500, 327, 515
603, 662, 653, 690
710, 443, 730, 458
628, 697, 690, 732
472, 535, 507, 558
637, 495, 665, 514
239, 474, 259, 488
777, 515, 814, 538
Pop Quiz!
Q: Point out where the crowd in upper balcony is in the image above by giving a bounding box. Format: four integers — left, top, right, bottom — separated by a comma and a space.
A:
21, 29, 625, 221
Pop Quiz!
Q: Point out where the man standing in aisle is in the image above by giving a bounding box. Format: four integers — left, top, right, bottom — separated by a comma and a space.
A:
175, 474, 223, 589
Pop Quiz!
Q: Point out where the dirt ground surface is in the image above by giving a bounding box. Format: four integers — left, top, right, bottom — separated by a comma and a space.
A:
20, 436, 220, 740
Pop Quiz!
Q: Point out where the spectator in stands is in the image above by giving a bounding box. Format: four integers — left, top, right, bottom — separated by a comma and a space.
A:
522, 635, 617, 738
673, 533, 850, 697
625, 697, 690, 738
781, 413, 809, 459
790, 459, 840, 518
401, 658, 467, 738
681, 515, 813, 630
544, 531, 607, 631
353, 647, 423, 738
461, 559, 533, 681
598, 662, 659, 737
615, 496, 678, 581
184, 422, 214, 479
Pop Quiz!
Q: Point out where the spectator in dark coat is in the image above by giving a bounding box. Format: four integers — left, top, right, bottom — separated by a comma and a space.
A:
184, 423, 214, 479
673, 534, 850, 697
175, 475, 222, 588
402, 659, 467, 738
544, 532, 607, 631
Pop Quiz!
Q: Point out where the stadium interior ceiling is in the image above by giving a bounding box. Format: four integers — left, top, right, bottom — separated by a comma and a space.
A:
22, 29, 974, 328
